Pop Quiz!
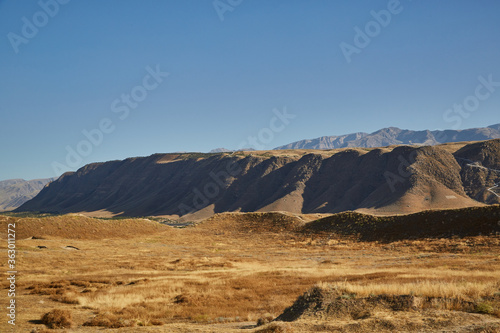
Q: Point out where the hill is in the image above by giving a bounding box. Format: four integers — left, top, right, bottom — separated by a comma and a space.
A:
16, 140, 500, 218
300, 205, 500, 242
0, 178, 54, 211
275, 124, 500, 150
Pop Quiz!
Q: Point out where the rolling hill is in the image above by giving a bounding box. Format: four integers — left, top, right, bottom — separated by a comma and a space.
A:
16, 140, 500, 218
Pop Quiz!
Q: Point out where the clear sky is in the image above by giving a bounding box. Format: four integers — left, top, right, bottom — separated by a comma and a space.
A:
1, 0, 499, 180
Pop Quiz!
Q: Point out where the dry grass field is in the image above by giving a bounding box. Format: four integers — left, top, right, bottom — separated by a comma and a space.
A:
1, 212, 500, 332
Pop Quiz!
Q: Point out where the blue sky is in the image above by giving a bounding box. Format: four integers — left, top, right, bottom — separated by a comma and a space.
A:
1, 0, 499, 180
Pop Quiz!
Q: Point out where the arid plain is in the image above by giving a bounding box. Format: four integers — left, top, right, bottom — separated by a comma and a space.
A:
1, 210, 500, 332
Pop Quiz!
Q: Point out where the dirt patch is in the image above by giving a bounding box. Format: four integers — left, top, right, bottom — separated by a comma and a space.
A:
275, 284, 500, 331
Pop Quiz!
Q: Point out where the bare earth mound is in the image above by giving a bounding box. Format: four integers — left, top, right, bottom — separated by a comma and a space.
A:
302, 205, 500, 242
199, 212, 307, 234
274, 284, 500, 332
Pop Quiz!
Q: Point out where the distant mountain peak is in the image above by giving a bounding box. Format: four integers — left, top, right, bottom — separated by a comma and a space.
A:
488, 123, 500, 130
275, 124, 500, 150
0, 178, 55, 211
209, 148, 233, 153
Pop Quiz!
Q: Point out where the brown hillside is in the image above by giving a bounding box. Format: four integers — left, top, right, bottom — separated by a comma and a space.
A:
0, 214, 168, 240
17, 140, 500, 218
301, 205, 500, 242
455, 139, 500, 204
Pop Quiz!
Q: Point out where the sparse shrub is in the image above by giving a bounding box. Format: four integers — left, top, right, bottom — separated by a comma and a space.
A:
81, 287, 97, 293
192, 314, 210, 322
340, 293, 356, 299
150, 319, 164, 326
49, 294, 79, 304
137, 320, 162, 327
256, 313, 275, 326
70, 280, 91, 287
47, 281, 70, 288
475, 302, 494, 315
376, 319, 397, 330
173, 294, 190, 304
471, 325, 500, 333
30, 329, 51, 333
173, 293, 202, 306
255, 322, 295, 333
351, 310, 371, 320
41, 309, 72, 329
83, 313, 135, 328
83, 316, 112, 327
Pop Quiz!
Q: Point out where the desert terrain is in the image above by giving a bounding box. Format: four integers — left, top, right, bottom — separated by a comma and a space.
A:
1, 209, 500, 332
3, 1, 498, 331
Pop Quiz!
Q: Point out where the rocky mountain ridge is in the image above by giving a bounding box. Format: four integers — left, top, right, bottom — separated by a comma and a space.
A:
275, 124, 500, 150
0, 178, 54, 211
16, 140, 500, 218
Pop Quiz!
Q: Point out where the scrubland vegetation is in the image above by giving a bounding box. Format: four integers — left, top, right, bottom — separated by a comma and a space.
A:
1, 211, 500, 332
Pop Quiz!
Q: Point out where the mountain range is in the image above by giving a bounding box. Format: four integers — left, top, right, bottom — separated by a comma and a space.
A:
17, 139, 500, 219
274, 124, 500, 150
0, 178, 54, 211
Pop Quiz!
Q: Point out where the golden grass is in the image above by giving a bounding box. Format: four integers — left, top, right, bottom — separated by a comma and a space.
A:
0, 214, 167, 239
1, 214, 499, 332
317, 280, 500, 301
